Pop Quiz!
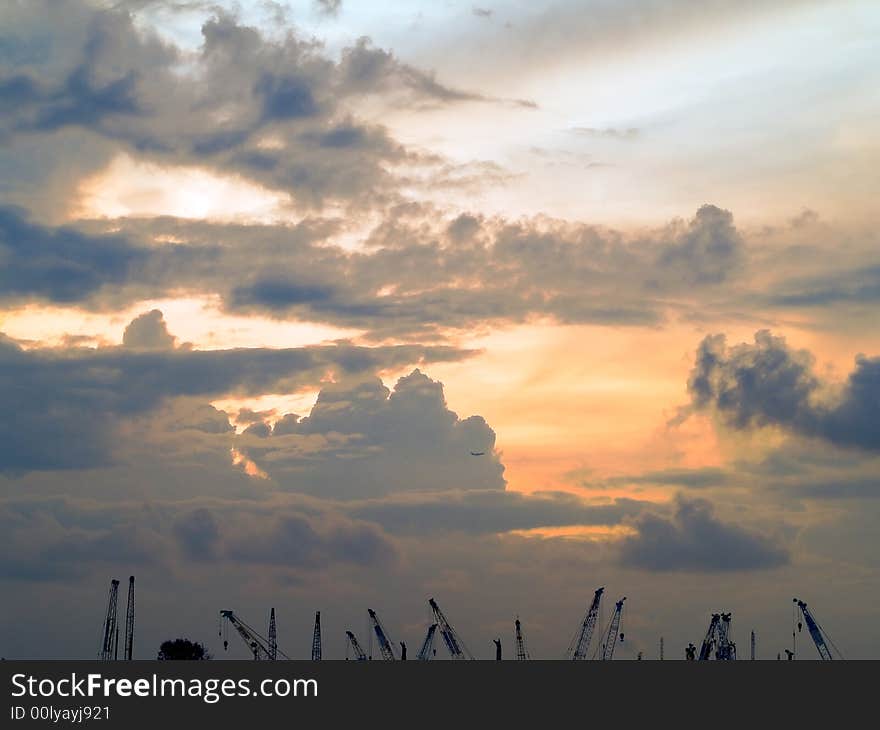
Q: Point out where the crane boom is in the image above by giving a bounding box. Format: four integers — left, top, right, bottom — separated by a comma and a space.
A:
311, 611, 322, 661
100, 579, 120, 661
794, 598, 837, 660
268, 608, 277, 661
221, 610, 289, 660
346, 630, 367, 661
429, 598, 474, 660
698, 614, 720, 660
601, 596, 626, 660
515, 618, 529, 660
123, 576, 135, 661
416, 624, 438, 660
368, 609, 397, 661
566, 587, 604, 660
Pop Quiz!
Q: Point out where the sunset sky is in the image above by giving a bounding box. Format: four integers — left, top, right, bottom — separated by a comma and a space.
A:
2, 0, 879, 659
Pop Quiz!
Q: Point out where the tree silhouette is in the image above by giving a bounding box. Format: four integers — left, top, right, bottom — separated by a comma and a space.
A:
157, 638, 212, 660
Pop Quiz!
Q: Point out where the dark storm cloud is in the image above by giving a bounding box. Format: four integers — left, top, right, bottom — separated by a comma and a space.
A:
235, 370, 505, 499
0, 0, 512, 207
686, 330, 880, 451
347, 491, 648, 535
0, 314, 474, 472
619, 496, 789, 572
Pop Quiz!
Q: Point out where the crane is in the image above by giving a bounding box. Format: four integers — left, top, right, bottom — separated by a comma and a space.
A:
698, 612, 735, 660
600, 596, 626, 660
123, 576, 135, 661
345, 630, 368, 661
368, 609, 397, 661
100, 579, 120, 661
416, 624, 438, 660
793, 598, 841, 660
750, 630, 755, 660
220, 610, 289, 660
268, 608, 277, 661
429, 598, 474, 660
311, 611, 322, 661
515, 618, 529, 660
566, 587, 604, 660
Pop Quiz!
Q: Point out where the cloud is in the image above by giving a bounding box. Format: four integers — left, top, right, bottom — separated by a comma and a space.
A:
314, 0, 342, 17
0, 1, 510, 209
619, 496, 789, 572
122, 309, 176, 350
0, 202, 754, 337
0, 311, 474, 472
603, 467, 731, 489
348, 491, 648, 535
686, 330, 880, 451
570, 127, 639, 140
235, 369, 505, 498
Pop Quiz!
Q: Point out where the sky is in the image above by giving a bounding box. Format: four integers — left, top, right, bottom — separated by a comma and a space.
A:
1, 0, 878, 660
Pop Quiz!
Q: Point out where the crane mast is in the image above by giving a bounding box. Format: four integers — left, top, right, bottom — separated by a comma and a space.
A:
311, 611, 322, 661
416, 624, 438, 660
794, 598, 838, 660
429, 598, 474, 660
220, 609, 288, 660
123, 576, 135, 661
601, 596, 626, 660
368, 609, 397, 661
515, 618, 529, 660
100, 579, 120, 661
345, 630, 368, 661
566, 587, 604, 660
268, 608, 277, 661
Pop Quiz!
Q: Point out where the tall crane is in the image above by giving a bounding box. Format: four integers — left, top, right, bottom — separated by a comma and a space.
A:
100, 579, 120, 661
698, 612, 735, 660
566, 587, 604, 660
220, 610, 289, 660
429, 598, 474, 660
750, 630, 755, 660
123, 576, 135, 661
311, 611, 322, 661
600, 596, 626, 660
345, 630, 368, 661
416, 624, 438, 660
793, 598, 841, 660
515, 618, 529, 660
368, 609, 397, 661
268, 608, 277, 661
